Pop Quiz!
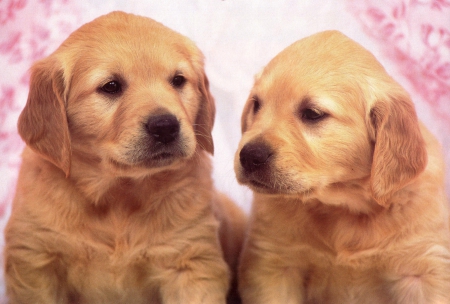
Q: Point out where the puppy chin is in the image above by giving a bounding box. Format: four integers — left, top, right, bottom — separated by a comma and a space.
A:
236, 168, 306, 196
138, 150, 190, 168
108, 145, 194, 174
243, 179, 279, 195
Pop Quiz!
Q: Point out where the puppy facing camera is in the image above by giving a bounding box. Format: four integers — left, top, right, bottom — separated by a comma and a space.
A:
5, 11, 246, 304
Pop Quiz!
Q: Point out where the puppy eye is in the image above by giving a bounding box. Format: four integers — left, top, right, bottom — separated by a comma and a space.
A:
252, 96, 261, 114
171, 75, 186, 88
302, 108, 326, 121
100, 81, 122, 94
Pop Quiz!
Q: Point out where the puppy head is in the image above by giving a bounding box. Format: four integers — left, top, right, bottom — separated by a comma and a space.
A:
18, 11, 215, 178
235, 30, 426, 208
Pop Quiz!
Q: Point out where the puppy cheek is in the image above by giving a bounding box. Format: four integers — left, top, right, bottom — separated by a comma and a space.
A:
181, 123, 198, 158
233, 157, 246, 184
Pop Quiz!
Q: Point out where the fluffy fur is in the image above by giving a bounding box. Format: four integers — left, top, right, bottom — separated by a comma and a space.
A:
235, 30, 450, 304
5, 12, 246, 304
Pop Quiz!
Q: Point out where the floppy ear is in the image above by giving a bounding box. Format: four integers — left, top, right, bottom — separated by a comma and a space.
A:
369, 95, 427, 206
18, 57, 71, 177
195, 72, 215, 155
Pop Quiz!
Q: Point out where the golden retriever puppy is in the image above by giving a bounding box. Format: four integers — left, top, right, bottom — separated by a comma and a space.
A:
4, 11, 246, 304
235, 30, 450, 304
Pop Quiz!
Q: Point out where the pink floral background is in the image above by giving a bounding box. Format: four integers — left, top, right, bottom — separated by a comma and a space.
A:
0, 0, 449, 299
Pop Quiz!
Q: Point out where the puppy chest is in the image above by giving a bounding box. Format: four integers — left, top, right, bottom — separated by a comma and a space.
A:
58, 217, 220, 299
303, 265, 389, 303
60, 235, 186, 302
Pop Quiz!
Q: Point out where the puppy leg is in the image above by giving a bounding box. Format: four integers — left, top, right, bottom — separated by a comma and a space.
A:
159, 261, 229, 304
239, 264, 304, 304
158, 232, 230, 304
383, 245, 450, 304
5, 250, 71, 304
386, 274, 450, 304
239, 244, 305, 304
161, 280, 227, 304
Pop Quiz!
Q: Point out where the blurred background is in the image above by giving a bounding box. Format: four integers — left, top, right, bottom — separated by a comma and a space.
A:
1, 0, 449, 300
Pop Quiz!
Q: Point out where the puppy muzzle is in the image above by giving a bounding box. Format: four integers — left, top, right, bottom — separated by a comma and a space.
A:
145, 114, 180, 145
238, 141, 277, 191
239, 141, 273, 174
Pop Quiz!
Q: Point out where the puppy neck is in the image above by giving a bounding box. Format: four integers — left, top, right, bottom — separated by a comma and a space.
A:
305, 177, 381, 215
69, 148, 212, 206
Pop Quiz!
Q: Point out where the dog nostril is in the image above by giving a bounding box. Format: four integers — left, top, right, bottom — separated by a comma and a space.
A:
239, 142, 273, 173
146, 114, 180, 144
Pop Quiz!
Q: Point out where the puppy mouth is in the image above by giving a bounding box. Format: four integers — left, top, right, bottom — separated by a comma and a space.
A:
145, 150, 185, 166
110, 153, 184, 170
138, 147, 188, 167
247, 178, 302, 196
241, 174, 280, 194
151, 151, 176, 161
110, 144, 189, 170
240, 170, 299, 195
248, 179, 272, 190
248, 180, 294, 195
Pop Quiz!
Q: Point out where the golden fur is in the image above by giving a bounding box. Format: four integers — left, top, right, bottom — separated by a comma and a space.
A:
235, 30, 450, 304
5, 12, 246, 304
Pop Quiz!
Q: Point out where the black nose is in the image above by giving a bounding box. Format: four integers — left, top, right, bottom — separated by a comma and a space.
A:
146, 114, 180, 144
239, 142, 273, 174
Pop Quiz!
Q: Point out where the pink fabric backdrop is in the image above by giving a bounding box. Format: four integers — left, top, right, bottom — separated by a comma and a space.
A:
0, 0, 449, 300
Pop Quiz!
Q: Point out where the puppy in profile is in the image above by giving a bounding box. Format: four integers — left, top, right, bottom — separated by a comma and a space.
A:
235, 30, 450, 304
5, 11, 246, 304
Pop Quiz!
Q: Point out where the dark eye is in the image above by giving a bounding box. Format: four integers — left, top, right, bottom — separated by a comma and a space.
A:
100, 80, 122, 94
252, 96, 261, 114
171, 75, 186, 88
302, 108, 326, 121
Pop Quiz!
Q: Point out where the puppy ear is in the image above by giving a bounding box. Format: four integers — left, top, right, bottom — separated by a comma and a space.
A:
369, 95, 427, 206
195, 72, 215, 155
18, 58, 71, 177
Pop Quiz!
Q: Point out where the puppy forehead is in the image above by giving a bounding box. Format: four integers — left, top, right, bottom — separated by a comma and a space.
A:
79, 34, 190, 68
62, 23, 202, 93
252, 69, 344, 114
79, 12, 190, 46
252, 31, 383, 114
61, 12, 200, 72
80, 59, 193, 87
271, 31, 383, 70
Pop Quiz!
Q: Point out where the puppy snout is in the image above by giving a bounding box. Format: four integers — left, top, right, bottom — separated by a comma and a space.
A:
146, 114, 180, 144
239, 142, 273, 174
